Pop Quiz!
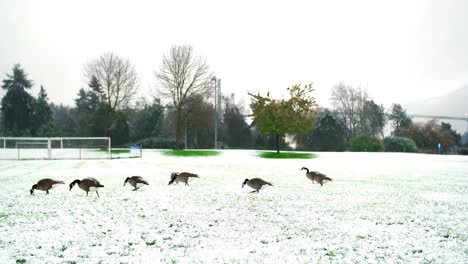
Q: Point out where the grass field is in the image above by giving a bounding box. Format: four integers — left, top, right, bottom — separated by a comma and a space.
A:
163, 149, 221, 157
259, 151, 318, 159
0, 150, 467, 263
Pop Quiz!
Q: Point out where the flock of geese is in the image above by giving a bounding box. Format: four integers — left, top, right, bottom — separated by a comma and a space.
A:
29, 167, 333, 197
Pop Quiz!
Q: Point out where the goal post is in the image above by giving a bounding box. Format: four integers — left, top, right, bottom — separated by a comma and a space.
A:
0, 137, 112, 160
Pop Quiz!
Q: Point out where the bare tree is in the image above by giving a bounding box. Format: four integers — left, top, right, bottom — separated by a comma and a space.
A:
85, 52, 139, 135
155, 44, 213, 149
330, 83, 368, 139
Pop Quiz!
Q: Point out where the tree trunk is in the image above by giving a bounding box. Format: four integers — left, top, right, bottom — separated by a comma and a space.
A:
276, 134, 280, 154
175, 108, 182, 149
104, 109, 113, 137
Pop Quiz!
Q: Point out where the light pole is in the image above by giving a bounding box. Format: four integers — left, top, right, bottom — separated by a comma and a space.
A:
184, 110, 188, 150
465, 113, 468, 134
212, 77, 218, 149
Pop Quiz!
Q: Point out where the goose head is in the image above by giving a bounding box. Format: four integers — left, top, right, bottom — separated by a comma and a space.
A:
30, 184, 37, 195
123, 177, 130, 186
69, 179, 80, 191
242, 179, 249, 188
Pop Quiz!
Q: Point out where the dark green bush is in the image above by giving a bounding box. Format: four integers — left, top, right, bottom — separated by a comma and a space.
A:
383, 136, 417, 153
350, 136, 383, 152
130, 137, 177, 149
458, 148, 468, 155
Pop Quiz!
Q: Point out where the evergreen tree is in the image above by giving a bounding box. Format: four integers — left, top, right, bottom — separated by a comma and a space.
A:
130, 98, 164, 141
1, 64, 35, 134
74, 76, 109, 136
33, 85, 55, 135
87, 75, 104, 111
222, 94, 252, 148
109, 111, 130, 146
302, 112, 347, 151
75, 88, 92, 113
389, 104, 412, 136
360, 100, 386, 138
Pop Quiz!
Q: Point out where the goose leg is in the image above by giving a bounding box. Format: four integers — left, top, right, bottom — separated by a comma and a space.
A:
96, 191, 100, 198
185, 182, 189, 186
86, 191, 89, 196
46, 190, 49, 195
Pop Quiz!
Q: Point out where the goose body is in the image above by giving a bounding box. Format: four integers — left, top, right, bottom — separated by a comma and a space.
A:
169, 172, 199, 186
124, 176, 149, 190
301, 167, 332, 186
242, 178, 273, 193
69, 178, 104, 197
30, 178, 64, 195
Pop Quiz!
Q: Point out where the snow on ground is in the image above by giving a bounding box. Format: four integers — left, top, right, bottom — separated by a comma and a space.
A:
0, 150, 467, 263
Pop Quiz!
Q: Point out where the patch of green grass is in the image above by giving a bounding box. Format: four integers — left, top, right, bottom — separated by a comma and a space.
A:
0, 213, 8, 220
111, 156, 141, 159
325, 250, 336, 257
259, 151, 317, 159
145, 240, 156, 246
111, 149, 131, 154
163, 150, 221, 157
16, 259, 26, 264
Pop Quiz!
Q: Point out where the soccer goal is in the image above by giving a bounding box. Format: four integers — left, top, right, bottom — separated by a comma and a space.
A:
0, 137, 111, 160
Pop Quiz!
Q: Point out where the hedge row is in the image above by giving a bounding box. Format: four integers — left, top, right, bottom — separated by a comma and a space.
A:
350, 136, 417, 153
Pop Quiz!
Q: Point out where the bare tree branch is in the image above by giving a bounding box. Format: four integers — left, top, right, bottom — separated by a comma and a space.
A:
85, 52, 139, 112
154, 44, 213, 149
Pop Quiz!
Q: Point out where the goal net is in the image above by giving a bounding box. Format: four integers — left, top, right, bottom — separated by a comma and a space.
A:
0, 137, 111, 160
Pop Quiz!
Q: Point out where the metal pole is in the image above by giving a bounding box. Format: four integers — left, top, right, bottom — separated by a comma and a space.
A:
48, 138, 51, 160
184, 112, 188, 149
108, 137, 111, 159
213, 77, 217, 149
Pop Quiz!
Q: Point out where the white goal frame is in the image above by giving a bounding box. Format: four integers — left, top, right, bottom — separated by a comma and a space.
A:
1, 137, 111, 160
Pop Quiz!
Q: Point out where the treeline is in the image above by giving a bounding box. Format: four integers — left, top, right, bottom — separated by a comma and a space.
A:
0, 56, 465, 154
294, 83, 464, 154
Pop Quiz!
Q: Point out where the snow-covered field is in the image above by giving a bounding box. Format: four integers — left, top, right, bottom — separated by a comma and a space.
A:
0, 150, 467, 263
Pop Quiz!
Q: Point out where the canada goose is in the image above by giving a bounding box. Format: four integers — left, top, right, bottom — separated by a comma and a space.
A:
124, 176, 149, 190
30, 178, 64, 195
168, 172, 199, 186
242, 178, 273, 193
301, 167, 332, 186
69, 178, 104, 197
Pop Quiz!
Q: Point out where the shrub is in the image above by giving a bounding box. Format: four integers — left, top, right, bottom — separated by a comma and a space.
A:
383, 136, 417, 153
458, 148, 468, 155
350, 136, 383, 152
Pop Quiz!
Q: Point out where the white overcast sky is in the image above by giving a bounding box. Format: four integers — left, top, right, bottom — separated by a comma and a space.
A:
0, 0, 467, 109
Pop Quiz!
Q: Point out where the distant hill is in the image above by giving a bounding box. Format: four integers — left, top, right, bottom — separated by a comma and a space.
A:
404, 85, 468, 135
